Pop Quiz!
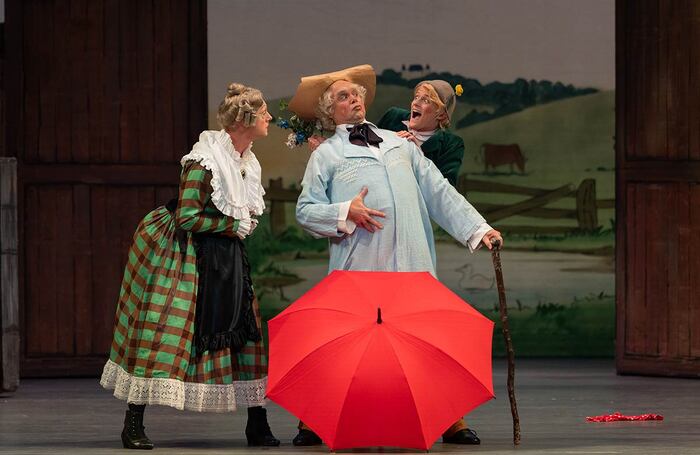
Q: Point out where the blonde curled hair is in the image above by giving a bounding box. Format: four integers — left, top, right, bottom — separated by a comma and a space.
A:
217, 83, 265, 130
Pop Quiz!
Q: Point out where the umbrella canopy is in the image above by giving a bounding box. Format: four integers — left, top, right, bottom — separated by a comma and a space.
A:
266, 270, 494, 450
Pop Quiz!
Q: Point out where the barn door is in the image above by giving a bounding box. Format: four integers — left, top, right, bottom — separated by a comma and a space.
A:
616, 0, 700, 377
4, 0, 207, 376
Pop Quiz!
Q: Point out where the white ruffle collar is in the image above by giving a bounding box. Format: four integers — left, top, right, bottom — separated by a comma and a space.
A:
180, 130, 265, 221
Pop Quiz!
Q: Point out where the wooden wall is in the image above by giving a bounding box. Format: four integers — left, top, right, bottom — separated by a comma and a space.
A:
617, 0, 700, 377
3, 0, 207, 376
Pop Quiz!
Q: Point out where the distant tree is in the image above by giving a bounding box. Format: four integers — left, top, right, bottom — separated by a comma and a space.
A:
377, 69, 599, 129
377, 68, 409, 86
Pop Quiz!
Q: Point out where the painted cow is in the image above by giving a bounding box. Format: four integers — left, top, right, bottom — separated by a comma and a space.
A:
480, 143, 526, 174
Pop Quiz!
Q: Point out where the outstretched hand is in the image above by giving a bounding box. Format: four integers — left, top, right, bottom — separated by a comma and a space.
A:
348, 187, 385, 233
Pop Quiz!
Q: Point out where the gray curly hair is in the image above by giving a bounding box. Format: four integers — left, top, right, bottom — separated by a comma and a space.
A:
315, 82, 367, 131
217, 83, 265, 130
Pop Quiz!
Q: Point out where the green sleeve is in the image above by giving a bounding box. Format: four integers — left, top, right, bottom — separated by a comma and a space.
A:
377, 107, 410, 132
174, 161, 241, 236
429, 135, 464, 187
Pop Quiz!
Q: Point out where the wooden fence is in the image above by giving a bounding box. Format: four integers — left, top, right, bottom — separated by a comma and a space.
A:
263, 176, 615, 236
457, 176, 615, 234
265, 177, 302, 235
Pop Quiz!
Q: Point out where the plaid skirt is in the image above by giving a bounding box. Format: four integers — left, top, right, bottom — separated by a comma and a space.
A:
100, 206, 267, 412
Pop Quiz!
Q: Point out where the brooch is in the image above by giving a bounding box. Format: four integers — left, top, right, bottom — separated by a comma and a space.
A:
240, 169, 246, 179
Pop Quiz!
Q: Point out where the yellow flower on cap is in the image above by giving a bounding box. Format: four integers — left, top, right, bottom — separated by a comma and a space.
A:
455, 84, 464, 96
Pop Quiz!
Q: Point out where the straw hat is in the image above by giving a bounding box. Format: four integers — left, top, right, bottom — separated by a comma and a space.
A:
287, 64, 376, 120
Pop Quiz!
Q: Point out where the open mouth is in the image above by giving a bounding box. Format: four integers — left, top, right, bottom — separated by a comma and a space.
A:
411, 110, 422, 119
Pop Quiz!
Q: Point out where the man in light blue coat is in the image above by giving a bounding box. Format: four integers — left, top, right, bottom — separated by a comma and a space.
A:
289, 65, 502, 445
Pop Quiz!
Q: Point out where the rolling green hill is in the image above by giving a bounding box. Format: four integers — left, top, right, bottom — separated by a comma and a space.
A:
456, 90, 615, 197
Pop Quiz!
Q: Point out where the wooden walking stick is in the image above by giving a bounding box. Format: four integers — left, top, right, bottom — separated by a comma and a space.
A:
490, 239, 521, 445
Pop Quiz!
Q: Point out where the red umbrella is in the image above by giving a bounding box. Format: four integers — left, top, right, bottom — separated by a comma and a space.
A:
266, 270, 495, 450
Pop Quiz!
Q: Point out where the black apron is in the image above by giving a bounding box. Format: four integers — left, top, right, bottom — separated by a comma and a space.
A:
166, 199, 261, 355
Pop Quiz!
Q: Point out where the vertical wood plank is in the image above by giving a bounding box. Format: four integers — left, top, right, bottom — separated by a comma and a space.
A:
54, 187, 75, 355
36, 1, 57, 164
36, 187, 59, 355
22, 1, 41, 162
0, 45, 5, 158
86, 0, 105, 164
649, 0, 666, 159
188, 0, 208, 146
644, 185, 664, 357
154, 0, 174, 163
102, 0, 121, 162
89, 185, 111, 354
119, 0, 139, 163
674, 183, 691, 357
690, 2, 700, 161
624, 0, 640, 161
71, 0, 90, 163
171, 0, 188, 161
72, 184, 93, 356
615, 0, 628, 371
635, 0, 652, 160
690, 185, 700, 357
136, 0, 155, 164
0, 159, 19, 391
657, 183, 676, 357
664, 0, 690, 160
23, 186, 41, 357
626, 184, 645, 355
5, 0, 25, 160
616, 0, 627, 165
54, 0, 73, 163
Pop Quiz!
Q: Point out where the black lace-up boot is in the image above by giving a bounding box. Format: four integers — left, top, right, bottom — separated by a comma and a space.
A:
121, 404, 154, 450
245, 406, 280, 446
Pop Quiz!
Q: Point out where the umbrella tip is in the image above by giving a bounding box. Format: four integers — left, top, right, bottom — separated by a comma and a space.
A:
377, 307, 382, 324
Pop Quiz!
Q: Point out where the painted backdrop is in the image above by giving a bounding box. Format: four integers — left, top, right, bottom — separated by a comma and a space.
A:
208, 0, 615, 356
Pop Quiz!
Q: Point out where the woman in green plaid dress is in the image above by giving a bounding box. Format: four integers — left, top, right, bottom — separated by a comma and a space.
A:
100, 83, 279, 449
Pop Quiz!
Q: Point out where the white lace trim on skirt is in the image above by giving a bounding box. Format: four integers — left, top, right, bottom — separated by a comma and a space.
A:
100, 360, 267, 412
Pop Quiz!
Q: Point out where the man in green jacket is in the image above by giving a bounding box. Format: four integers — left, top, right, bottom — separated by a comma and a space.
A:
376, 80, 464, 186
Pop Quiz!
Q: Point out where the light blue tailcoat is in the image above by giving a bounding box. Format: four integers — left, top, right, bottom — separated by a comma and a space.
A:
296, 123, 485, 276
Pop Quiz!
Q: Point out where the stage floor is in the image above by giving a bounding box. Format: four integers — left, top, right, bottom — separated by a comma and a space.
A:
1, 359, 699, 454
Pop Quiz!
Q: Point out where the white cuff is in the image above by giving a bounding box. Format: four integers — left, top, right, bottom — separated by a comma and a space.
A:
236, 218, 252, 239
337, 200, 356, 234
467, 223, 493, 252
249, 218, 259, 235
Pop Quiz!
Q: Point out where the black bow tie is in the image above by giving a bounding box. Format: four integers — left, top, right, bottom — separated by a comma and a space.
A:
347, 123, 383, 148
